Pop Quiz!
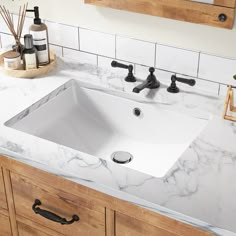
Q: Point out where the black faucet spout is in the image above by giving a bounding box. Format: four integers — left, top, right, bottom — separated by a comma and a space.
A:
133, 67, 160, 93
133, 80, 152, 93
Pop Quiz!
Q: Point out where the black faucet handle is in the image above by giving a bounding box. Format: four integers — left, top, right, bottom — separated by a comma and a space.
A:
172, 75, 196, 86
167, 75, 196, 93
111, 61, 136, 82
111, 61, 129, 69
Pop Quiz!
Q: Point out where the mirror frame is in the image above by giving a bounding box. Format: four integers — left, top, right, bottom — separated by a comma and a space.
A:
85, 0, 236, 29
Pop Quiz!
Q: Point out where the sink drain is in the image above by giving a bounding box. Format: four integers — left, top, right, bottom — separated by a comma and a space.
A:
111, 151, 133, 164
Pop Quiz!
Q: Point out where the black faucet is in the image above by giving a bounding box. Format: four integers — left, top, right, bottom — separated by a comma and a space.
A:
111, 61, 136, 82
167, 75, 196, 93
133, 67, 160, 93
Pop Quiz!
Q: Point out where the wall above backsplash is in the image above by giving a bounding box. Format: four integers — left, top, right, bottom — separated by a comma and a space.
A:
1, 0, 236, 60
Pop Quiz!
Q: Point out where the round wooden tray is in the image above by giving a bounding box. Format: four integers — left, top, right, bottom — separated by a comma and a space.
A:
0, 51, 56, 78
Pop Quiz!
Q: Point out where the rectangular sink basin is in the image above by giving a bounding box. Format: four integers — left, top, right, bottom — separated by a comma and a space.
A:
5, 80, 209, 177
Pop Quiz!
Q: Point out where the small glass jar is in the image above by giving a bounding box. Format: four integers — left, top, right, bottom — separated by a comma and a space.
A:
3, 51, 21, 70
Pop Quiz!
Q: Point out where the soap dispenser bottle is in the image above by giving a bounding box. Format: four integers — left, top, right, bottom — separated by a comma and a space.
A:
26, 6, 50, 66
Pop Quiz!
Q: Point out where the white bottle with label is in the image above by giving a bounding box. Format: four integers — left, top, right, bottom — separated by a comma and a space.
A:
27, 6, 50, 66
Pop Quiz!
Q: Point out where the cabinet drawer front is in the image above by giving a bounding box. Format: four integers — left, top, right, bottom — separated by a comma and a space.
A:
0, 168, 7, 210
18, 221, 51, 236
116, 212, 177, 236
18, 220, 63, 236
116, 212, 214, 236
11, 172, 105, 236
0, 214, 12, 236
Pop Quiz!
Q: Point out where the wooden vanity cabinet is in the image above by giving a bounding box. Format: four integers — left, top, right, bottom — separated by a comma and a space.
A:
0, 167, 7, 210
11, 172, 105, 236
116, 212, 177, 236
0, 155, 215, 236
17, 220, 64, 236
0, 213, 12, 236
115, 212, 214, 236
0, 166, 12, 236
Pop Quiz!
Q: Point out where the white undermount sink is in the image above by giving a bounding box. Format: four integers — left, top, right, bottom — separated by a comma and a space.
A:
5, 79, 209, 177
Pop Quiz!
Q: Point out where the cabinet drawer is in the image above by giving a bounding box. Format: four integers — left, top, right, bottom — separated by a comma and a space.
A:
116, 212, 177, 236
11, 172, 105, 236
0, 168, 7, 210
116, 212, 214, 236
0, 213, 12, 236
18, 220, 63, 236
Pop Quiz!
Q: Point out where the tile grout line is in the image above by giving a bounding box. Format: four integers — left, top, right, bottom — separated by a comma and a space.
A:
62, 47, 64, 57
115, 35, 117, 59
154, 43, 157, 68
196, 52, 201, 78
217, 83, 221, 95
78, 27, 80, 51
134, 64, 136, 74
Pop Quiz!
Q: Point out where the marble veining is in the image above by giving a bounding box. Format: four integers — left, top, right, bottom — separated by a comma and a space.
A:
0, 56, 235, 235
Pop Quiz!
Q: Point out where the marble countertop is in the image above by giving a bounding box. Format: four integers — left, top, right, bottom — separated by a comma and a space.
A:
0, 57, 236, 236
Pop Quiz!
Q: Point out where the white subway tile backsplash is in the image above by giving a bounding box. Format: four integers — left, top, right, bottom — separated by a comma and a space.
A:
79, 28, 115, 58
0, 33, 15, 48
116, 36, 155, 67
156, 69, 174, 86
97, 56, 114, 70
98, 56, 134, 77
0, 15, 12, 34
49, 44, 63, 57
176, 74, 219, 94
4, 14, 236, 93
63, 48, 97, 65
199, 54, 236, 86
133, 64, 149, 80
219, 84, 228, 97
156, 45, 199, 77
12, 15, 32, 37
46, 21, 79, 49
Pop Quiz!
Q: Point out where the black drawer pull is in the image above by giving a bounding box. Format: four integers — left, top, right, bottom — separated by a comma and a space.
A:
32, 199, 79, 225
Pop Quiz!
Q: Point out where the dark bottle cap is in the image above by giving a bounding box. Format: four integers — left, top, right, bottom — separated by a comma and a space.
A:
33, 6, 41, 25
26, 6, 41, 25
24, 34, 34, 49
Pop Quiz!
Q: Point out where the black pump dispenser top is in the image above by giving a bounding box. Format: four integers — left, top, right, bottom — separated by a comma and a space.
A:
26, 6, 41, 25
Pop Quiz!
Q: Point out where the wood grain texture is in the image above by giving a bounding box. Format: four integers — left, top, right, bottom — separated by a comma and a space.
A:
0, 207, 9, 217
0, 51, 56, 79
17, 220, 62, 236
0, 167, 7, 210
11, 172, 105, 236
223, 85, 236, 122
214, 0, 236, 7
0, 213, 12, 236
85, 0, 235, 29
116, 212, 177, 236
0, 155, 214, 236
105, 208, 115, 236
2, 168, 18, 236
